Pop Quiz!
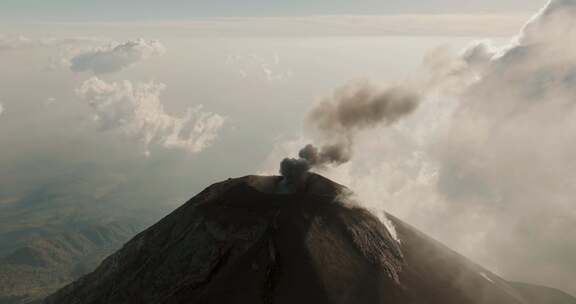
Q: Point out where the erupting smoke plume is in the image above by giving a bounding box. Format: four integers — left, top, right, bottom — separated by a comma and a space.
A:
281, 80, 420, 185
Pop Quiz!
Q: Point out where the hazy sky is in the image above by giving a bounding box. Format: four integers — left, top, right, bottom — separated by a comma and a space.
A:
1, 0, 545, 22
1, 0, 576, 296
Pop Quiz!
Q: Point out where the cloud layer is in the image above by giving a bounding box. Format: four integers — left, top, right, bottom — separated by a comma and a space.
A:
77, 77, 225, 155
0, 35, 47, 50
0, 35, 100, 52
70, 39, 166, 74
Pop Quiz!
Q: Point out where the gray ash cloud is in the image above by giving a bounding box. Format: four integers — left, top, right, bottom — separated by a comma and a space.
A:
280, 81, 420, 185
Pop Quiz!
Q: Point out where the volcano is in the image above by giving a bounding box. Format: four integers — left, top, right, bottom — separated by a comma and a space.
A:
44, 174, 565, 303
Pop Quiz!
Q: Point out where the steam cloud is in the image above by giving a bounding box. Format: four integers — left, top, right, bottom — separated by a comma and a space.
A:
281, 81, 420, 185
70, 39, 166, 74
262, 0, 576, 294
277, 0, 576, 293
431, 0, 576, 291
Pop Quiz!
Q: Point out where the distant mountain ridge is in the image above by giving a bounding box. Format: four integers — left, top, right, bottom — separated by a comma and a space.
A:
0, 221, 142, 304
0, 175, 160, 304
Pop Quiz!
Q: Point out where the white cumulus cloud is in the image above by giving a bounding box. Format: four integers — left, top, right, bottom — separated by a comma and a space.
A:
432, 0, 576, 291
77, 77, 225, 155
70, 39, 166, 74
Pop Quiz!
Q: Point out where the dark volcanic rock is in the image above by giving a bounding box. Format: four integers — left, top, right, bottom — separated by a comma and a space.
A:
45, 174, 531, 304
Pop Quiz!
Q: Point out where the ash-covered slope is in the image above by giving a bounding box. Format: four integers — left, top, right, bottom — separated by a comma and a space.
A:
46, 174, 529, 304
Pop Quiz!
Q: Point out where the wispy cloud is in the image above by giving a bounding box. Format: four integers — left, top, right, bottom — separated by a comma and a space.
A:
109, 14, 529, 37
225, 52, 292, 81
69, 39, 166, 74
0, 34, 100, 51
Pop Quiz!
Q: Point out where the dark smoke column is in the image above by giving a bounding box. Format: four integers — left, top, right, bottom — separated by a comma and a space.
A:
281, 81, 420, 188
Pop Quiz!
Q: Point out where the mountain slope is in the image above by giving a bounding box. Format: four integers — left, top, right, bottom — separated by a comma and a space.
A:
46, 174, 532, 303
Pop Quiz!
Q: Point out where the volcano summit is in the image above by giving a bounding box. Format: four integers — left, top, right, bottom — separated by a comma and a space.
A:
45, 174, 571, 304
